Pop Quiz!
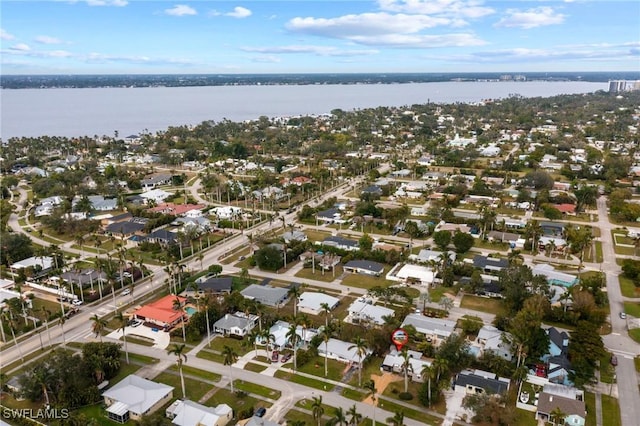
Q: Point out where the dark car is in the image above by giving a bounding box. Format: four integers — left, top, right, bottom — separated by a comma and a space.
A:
255, 407, 266, 418
271, 351, 279, 362
281, 353, 292, 363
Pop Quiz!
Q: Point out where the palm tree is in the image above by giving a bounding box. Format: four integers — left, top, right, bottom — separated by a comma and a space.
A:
364, 380, 378, 426
549, 406, 567, 425
59, 315, 66, 345
433, 356, 448, 383
320, 302, 331, 329
288, 285, 302, 317
348, 337, 369, 387
222, 345, 239, 393
400, 349, 413, 393
331, 407, 348, 426
4, 312, 23, 362
248, 328, 261, 359
321, 328, 331, 377
115, 311, 129, 364
286, 323, 300, 371
311, 395, 324, 426
201, 294, 212, 347
421, 364, 435, 407
439, 296, 453, 314
90, 314, 107, 342
40, 306, 52, 347
347, 404, 361, 426
173, 297, 186, 342
167, 343, 188, 398
386, 410, 405, 426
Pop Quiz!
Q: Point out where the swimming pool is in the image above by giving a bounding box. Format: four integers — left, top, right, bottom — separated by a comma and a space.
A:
185, 307, 197, 317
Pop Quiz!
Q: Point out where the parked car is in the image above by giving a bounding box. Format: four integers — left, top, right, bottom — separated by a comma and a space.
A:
281, 353, 292, 363
122, 289, 131, 296
130, 319, 143, 328
271, 351, 279, 362
72, 299, 83, 306
620, 311, 627, 319
255, 407, 267, 418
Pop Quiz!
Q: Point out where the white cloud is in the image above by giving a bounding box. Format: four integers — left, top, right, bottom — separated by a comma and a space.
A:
377, 0, 494, 19
226, 6, 251, 18
250, 55, 281, 63
35, 35, 63, 45
241, 45, 378, 57
164, 4, 197, 17
85, 0, 128, 6
350, 33, 485, 48
10, 43, 31, 52
0, 29, 15, 41
495, 7, 565, 29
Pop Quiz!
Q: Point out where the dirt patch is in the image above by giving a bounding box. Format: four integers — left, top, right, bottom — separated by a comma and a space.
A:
362, 372, 402, 405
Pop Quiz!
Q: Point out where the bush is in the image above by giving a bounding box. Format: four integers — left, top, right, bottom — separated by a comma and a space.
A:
399, 392, 414, 401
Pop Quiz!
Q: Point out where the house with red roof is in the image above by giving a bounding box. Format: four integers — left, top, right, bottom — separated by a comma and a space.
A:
133, 295, 187, 329
148, 203, 205, 217
551, 203, 576, 215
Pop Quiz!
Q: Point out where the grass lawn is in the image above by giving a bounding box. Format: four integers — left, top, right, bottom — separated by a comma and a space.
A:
197, 348, 224, 363
120, 335, 154, 347
297, 356, 348, 382
205, 387, 268, 418
599, 353, 616, 384
342, 270, 393, 290
619, 276, 640, 298
623, 302, 640, 317
296, 266, 343, 282
304, 229, 333, 243
629, 328, 640, 343
155, 372, 214, 402
585, 392, 596, 426
274, 370, 334, 391
127, 353, 158, 364
70, 403, 124, 426
515, 408, 539, 426
347, 356, 384, 387
601, 395, 621, 426
635, 356, 640, 373
283, 408, 318, 425
109, 361, 143, 385
460, 294, 506, 316
211, 336, 250, 355
474, 239, 509, 251
426, 286, 457, 303
171, 365, 221, 382
377, 397, 440, 425
233, 379, 281, 399
31, 297, 65, 317
244, 362, 268, 373
341, 387, 366, 401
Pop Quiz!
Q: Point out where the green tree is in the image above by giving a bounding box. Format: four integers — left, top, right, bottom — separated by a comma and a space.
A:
115, 311, 129, 364
311, 395, 324, 426
386, 410, 405, 426
347, 404, 362, 426
359, 233, 374, 251
167, 343, 188, 399
432, 231, 451, 251
364, 380, 378, 426
254, 245, 284, 271
452, 231, 474, 253
348, 336, 369, 387
222, 345, 239, 393
90, 314, 107, 343
331, 406, 348, 426
568, 320, 605, 387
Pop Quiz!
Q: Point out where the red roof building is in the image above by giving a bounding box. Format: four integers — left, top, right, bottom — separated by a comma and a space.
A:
148, 203, 204, 216
552, 203, 576, 214
134, 295, 187, 328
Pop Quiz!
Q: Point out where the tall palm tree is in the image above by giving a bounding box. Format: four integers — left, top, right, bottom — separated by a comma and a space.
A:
40, 306, 52, 347
288, 285, 302, 317
400, 349, 413, 393
201, 293, 212, 347
421, 364, 435, 407
167, 343, 187, 398
347, 404, 361, 426
4, 312, 23, 362
549, 406, 567, 426
321, 328, 331, 378
58, 315, 66, 345
248, 328, 261, 359
90, 314, 107, 342
311, 395, 324, 426
222, 345, 238, 393
332, 407, 347, 426
386, 410, 405, 426
349, 337, 369, 387
364, 380, 378, 426
320, 302, 331, 329
286, 323, 300, 371
173, 297, 186, 342
115, 311, 129, 364
260, 329, 276, 361
433, 356, 449, 383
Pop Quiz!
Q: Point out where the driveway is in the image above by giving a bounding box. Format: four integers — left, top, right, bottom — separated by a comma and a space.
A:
105, 325, 171, 350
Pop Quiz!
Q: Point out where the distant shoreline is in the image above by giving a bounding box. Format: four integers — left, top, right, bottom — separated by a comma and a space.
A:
2, 71, 639, 90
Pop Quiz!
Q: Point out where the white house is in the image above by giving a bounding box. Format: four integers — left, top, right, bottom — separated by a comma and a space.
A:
318, 338, 372, 366
210, 206, 243, 220
468, 325, 513, 361
297, 292, 340, 316
401, 314, 456, 345
102, 375, 174, 423
165, 400, 232, 426
212, 312, 259, 337
346, 299, 394, 326
256, 320, 318, 351
389, 264, 435, 286
140, 189, 172, 204
11, 256, 54, 272
381, 349, 432, 382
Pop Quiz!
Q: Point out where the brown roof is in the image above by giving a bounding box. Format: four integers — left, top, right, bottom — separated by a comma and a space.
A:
536, 392, 585, 418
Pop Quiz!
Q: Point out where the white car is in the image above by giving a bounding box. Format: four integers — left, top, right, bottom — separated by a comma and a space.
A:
72, 299, 83, 306
122, 289, 131, 296
130, 319, 143, 327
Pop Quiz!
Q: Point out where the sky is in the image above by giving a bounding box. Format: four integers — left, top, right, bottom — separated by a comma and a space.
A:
1, 0, 639, 74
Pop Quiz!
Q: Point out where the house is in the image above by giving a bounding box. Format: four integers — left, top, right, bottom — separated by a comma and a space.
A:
536, 388, 586, 426
343, 260, 384, 276
487, 230, 521, 245
34, 196, 64, 217
381, 349, 432, 382
316, 208, 343, 223
540, 221, 566, 237
532, 264, 578, 288
144, 229, 177, 246
241, 284, 289, 307
141, 174, 172, 190
390, 264, 435, 287
409, 249, 455, 264
192, 276, 233, 295
540, 327, 573, 386
282, 230, 307, 244
102, 212, 133, 226
212, 312, 259, 337
347, 299, 394, 326
133, 295, 187, 329
318, 338, 372, 366
11, 256, 53, 272
435, 222, 471, 234
149, 203, 205, 217
299, 251, 342, 271
61, 268, 107, 289
322, 236, 359, 251
473, 255, 508, 274
454, 369, 510, 395
244, 416, 280, 426
140, 188, 172, 204
297, 292, 340, 316
106, 218, 147, 237
468, 325, 513, 361
166, 400, 232, 426
257, 320, 318, 350
73, 195, 118, 212
361, 185, 383, 197
551, 203, 577, 215
210, 206, 243, 220
401, 314, 456, 345
102, 375, 174, 423
545, 327, 569, 359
